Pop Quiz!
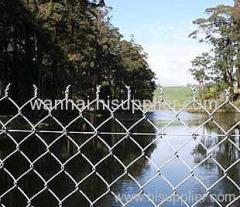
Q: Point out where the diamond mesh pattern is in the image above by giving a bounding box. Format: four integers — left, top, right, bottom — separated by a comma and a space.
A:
0, 84, 239, 207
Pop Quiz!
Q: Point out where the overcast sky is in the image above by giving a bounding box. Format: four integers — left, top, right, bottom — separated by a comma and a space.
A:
106, 0, 233, 86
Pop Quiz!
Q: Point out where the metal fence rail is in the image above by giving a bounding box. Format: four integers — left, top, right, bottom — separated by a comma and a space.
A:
0, 84, 239, 207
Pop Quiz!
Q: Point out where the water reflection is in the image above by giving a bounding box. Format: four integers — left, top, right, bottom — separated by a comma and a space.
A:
0, 111, 239, 207
191, 113, 240, 207
0, 112, 156, 207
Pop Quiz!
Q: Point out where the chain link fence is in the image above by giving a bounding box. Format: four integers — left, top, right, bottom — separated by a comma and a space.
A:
0, 84, 239, 207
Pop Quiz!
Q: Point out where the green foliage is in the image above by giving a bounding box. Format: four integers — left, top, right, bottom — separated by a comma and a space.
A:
0, 0, 156, 102
190, 2, 240, 99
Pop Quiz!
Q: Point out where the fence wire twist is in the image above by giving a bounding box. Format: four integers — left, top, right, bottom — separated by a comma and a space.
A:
0, 84, 239, 207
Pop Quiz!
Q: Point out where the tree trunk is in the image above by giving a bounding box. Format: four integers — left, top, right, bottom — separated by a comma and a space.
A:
235, 0, 240, 7
234, 0, 240, 95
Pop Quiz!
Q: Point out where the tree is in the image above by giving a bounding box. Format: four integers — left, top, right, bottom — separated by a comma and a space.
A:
0, 0, 72, 101
190, 1, 240, 98
190, 53, 211, 86
0, 0, 156, 104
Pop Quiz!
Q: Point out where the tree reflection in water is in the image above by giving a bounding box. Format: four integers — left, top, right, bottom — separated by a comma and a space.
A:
192, 112, 240, 207
1, 109, 240, 207
0, 111, 156, 207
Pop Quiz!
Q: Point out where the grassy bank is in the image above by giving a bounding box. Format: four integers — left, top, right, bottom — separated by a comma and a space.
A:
154, 86, 240, 112
154, 86, 193, 109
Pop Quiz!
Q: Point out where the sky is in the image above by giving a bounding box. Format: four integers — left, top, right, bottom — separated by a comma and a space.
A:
106, 0, 234, 86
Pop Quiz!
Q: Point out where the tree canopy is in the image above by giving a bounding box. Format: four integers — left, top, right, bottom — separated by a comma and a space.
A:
0, 0, 156, 102
190, 0, 240, 98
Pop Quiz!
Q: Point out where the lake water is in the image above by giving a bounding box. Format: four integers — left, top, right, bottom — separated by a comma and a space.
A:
0, 110, 239, 207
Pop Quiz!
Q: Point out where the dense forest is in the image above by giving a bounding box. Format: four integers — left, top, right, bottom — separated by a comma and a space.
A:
190, 0, 240, 99
0, 0, 156, 103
